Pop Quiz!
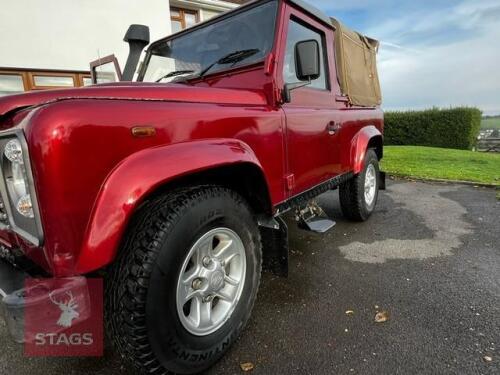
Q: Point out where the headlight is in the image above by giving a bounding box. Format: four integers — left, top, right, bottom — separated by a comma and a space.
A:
5, 146, 33, 218
0, 131, 43, 246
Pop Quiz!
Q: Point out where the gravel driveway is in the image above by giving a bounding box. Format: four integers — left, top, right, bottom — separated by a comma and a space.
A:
1, 180, 499, 374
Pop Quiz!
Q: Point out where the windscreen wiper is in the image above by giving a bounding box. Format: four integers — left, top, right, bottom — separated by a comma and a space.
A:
155, 70, 195, 82
197, 49, 260, 79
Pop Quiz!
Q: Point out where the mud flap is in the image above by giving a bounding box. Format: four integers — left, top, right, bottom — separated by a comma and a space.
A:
259, 216, 289, 277
379, 171, 386, 190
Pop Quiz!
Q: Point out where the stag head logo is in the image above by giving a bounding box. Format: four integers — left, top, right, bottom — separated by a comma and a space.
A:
49, 291, 80, 328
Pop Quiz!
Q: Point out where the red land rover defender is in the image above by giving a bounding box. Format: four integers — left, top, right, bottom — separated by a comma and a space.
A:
0, 0, 384, 373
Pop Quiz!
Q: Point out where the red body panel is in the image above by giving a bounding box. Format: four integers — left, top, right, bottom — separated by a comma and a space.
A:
75, 139, 266, 274
0, 0, 383, 276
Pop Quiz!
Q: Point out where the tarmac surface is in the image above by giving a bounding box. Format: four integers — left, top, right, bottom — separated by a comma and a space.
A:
1, 180, 499, 374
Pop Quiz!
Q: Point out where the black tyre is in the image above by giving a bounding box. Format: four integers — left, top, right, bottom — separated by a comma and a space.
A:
106, 186, 262, 374
339, 149, 380, 221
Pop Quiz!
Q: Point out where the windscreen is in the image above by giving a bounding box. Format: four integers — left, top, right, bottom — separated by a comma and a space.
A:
142, 1, 278, 82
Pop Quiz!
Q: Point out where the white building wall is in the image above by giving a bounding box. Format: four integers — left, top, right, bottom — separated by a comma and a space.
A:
200, 8, 223, 21
0, 0, 173, 71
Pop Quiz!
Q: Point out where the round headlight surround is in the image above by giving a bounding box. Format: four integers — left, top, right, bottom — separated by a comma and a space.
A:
4, 139, 24, 164
3, 139, 34, 218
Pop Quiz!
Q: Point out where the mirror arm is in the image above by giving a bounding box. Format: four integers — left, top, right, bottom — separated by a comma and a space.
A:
283, 79, 312, 103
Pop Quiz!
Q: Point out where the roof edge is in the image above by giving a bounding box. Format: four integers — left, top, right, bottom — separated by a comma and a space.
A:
289, 0, 333, 27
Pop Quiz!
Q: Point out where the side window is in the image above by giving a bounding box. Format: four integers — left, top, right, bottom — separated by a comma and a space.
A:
283, 19, 328, 90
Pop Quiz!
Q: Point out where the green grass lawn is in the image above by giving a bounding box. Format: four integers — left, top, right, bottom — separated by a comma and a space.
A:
481, 117, 500, 129
381, 146, 500, 186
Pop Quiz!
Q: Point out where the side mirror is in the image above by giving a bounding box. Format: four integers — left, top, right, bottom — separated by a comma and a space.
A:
295, 39, 320, 81
283, 39, 321, 103
122, 24, 150, 81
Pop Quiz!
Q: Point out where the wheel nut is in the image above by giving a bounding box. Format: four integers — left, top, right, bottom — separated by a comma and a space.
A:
192, 278, 203, 290
202, 256, 212, 267
203, 295, 214, 303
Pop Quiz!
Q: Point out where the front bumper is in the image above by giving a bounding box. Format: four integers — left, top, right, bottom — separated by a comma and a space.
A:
0, 259, 90, 343
0, 259, 27, 342
0, 258, 26, 298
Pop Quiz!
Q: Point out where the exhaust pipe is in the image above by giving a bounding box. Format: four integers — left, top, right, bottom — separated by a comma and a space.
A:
122, 24, 150, 81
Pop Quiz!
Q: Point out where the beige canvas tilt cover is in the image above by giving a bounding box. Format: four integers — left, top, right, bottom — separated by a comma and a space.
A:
331, 18, 382, 107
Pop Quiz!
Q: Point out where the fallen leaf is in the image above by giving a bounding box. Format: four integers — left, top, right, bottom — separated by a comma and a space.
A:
240, 362, 255, 372
375, 311, 390, 323
483, 356, 493, 363
345, 310, 354, 316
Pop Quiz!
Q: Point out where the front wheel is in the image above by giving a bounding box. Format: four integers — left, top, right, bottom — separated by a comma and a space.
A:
106, 186, 262, 375
339, 149, 380, 221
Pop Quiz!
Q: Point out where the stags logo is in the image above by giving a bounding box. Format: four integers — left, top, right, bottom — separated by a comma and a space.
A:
24, 278, 103, 357
49, 291, 80, 328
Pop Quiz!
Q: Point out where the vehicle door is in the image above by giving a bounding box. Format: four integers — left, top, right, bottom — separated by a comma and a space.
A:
279, 7, 342, 197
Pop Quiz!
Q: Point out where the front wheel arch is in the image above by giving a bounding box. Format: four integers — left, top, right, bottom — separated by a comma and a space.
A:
75, 139, 272, 275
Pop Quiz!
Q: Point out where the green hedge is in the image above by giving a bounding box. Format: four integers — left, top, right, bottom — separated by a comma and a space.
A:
384, 107, 482, 150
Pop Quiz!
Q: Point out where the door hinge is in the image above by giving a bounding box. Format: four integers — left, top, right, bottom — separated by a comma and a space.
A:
285, 174, 295, 191
274, 87, 283, 104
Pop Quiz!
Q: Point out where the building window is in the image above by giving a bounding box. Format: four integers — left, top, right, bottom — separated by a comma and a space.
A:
0, 73, 25, 97
170, 7, 199, 33
31, 74, 76, 89
0, 69, 91, 96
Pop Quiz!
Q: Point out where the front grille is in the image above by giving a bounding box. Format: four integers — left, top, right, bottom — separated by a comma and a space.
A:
0, 244, 16, 265
0, 244, 46, 275
0, 195, 8, 225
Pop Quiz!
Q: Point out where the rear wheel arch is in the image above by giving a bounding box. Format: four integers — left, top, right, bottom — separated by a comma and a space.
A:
350, 126, 383, 174
367, 135, 383, 160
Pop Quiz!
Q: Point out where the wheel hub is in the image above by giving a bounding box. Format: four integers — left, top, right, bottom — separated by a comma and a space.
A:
197, 259, 226, 295
209, 269, 225, 291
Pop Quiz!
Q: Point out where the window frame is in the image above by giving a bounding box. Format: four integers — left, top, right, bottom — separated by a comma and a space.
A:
283, 15, 331, 92
170, 6, 200, 32
77, 74, 93, 87
0, 68, 92, 94
139, 0, 280, 82
0, 71, 28, 96
276, 2, 338, 109
28, 72, 77, 90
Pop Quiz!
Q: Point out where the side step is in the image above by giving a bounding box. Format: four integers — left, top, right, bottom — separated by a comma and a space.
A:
295, 201, 336, 234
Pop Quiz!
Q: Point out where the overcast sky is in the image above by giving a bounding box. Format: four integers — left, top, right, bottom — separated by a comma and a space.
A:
314, 0, 500, 115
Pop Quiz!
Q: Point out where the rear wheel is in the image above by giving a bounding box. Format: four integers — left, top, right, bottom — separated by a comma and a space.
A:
106, 186, 262, 375
339, 149, 380, 221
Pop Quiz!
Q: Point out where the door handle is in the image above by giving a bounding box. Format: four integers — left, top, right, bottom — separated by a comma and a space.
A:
327, 121, 341, 135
